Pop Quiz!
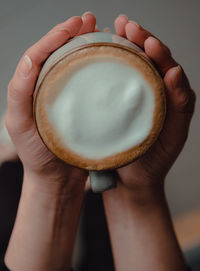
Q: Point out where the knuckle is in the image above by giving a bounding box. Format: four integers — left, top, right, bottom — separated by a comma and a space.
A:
176, 88, 196, 114
7, 80, 23, 102
177, 90, 189, 106
5, 116, 34, 137
7, 81, 18, 100
5, 117, 14, 135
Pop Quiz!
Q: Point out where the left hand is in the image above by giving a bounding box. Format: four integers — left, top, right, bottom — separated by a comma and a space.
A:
113, 15, 196, 194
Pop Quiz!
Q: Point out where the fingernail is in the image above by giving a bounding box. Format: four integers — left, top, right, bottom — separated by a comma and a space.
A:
147, 36, 156, 42
128, 20, 141, 28
20, 55, 32, 78
103, 27, 112, 33
82, 11, 93, 16
53, 28, 71, 35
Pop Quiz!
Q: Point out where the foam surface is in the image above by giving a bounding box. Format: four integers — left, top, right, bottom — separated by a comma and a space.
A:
46, 56, 155, 159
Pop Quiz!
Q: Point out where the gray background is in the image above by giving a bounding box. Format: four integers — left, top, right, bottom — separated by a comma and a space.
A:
0, 0, 199, 216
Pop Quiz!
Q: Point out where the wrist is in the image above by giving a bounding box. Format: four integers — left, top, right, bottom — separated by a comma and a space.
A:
5, 168, 86, 271
23, 166, 88, 198
103, 178, 187, 271
104, 178, 166, 209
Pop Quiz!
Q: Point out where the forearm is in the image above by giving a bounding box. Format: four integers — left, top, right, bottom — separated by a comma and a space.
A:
5, 171, 85, 271
103, 182, 187, 271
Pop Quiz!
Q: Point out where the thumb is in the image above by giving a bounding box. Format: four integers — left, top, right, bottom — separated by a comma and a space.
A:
164, 65, 195, 115
159, 65, 196, 155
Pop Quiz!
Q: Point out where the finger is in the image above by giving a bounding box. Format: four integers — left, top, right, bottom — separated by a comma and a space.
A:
124, 20, 178, 76
77, 12, 96, 35
164, 65, 195, 114
27, 16, 83, 65
125, 20, 153, 48
7, 16, 83, 134
158, 65, 196, 154
49, 16, 82, 37
7, 55, 37, 134
144, 36, 177, 76
114, 14, 129, 37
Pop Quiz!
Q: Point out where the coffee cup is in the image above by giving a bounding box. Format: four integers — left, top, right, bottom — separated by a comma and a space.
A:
34, 32, 166, 192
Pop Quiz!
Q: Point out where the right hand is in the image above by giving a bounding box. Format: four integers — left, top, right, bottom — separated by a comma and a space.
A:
5, 13, 97, 191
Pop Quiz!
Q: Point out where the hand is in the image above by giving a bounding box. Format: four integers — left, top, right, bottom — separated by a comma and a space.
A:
102, 18, 192, 271
114, 15, 196, 192
5, 13, 99, 271
5, 13, 97, 191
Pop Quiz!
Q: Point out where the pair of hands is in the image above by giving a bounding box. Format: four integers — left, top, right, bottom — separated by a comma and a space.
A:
5, 12, 196, 196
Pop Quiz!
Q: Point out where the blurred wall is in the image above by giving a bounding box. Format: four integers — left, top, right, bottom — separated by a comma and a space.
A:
0, 0, 199, 216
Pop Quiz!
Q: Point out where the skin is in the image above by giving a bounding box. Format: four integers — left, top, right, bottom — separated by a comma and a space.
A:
4, 13, 97, 271
4, 12, 195, 271
103, 14, 196, 271
113, 15, 196, 188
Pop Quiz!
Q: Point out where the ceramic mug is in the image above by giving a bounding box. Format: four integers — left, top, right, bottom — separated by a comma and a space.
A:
34, 32, 166, 192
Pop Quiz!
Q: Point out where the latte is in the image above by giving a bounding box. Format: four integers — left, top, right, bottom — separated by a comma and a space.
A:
34, 34, 166, 171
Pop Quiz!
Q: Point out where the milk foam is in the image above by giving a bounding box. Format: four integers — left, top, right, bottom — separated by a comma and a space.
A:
46, 57, 155, 159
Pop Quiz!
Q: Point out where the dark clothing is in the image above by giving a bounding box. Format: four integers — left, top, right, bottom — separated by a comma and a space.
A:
0, 160, 23, 271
